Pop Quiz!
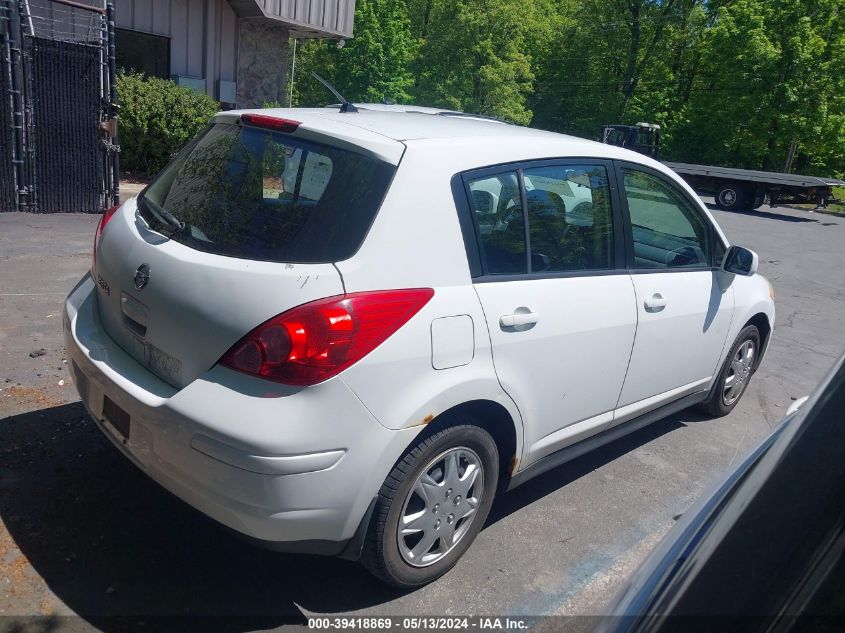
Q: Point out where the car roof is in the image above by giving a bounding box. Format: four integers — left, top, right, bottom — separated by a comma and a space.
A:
329, 108, 547, 141
215, 105, 634, 164
220, 105, 541, 141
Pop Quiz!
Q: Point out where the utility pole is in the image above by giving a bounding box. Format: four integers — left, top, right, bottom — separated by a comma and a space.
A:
288, 38, 297, 108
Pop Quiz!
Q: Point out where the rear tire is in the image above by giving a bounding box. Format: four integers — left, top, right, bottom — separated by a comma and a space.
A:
750, 186, 767, 209
716, 183, 746, 211
700, 325, 761, 417
361, 422, 498, 587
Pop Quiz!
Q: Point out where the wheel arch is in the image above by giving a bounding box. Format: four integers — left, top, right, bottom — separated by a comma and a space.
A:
745, 311, 772, 370
413, 399, 521, 489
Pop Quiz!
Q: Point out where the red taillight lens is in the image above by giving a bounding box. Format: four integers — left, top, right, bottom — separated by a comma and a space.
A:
219, 289, 434, 386
92, 205, 119, 271
240, 113, 301, 133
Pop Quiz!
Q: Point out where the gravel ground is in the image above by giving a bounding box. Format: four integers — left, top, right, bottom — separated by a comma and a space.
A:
1, 200, 843, 630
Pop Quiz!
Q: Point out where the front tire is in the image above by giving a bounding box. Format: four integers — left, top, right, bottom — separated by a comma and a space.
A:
700, 325, 761, 417
361, 423, 499, 587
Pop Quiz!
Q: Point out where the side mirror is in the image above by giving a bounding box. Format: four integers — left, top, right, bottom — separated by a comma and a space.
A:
721, 245, 758, 276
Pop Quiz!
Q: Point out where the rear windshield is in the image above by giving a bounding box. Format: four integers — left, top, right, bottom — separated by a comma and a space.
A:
138, 122, 396, 263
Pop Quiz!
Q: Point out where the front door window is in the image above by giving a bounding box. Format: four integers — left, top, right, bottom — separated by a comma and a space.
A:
622, 169, 711, 269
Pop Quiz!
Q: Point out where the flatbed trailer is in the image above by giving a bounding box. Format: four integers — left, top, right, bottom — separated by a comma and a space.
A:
599, 124, 844, 212
665, 162, 845, 211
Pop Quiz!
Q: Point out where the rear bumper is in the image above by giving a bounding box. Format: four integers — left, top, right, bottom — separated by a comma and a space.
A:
63, 274, 419, 551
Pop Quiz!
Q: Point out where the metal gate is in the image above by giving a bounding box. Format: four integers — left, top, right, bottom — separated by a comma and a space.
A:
0, 0, 21, 212
0, 0, 118, 213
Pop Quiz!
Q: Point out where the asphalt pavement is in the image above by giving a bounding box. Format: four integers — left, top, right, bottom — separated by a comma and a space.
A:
1, 200, 843, 629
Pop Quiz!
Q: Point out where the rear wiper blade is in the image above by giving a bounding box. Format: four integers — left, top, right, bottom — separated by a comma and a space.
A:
139, 195, 184, 233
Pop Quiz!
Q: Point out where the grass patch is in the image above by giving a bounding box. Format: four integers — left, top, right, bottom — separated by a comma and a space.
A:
830, 187, 845, 212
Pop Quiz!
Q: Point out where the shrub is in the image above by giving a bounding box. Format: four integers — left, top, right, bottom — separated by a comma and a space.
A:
116, 73, 219, 176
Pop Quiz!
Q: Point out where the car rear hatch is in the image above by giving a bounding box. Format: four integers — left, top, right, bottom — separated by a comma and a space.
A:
92, 115, 400, 389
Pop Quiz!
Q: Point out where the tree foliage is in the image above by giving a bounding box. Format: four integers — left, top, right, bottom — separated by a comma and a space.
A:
288, 0, 845, 177
288, 0, 416, 106
669, 0, 845, 176
407, 0, 555, 124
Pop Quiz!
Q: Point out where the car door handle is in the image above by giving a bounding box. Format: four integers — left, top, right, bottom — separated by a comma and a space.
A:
644, 293, 667, 311
500, 312, 539, 328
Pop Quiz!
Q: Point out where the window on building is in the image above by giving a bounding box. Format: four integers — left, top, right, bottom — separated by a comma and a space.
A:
116, 28, 170, 79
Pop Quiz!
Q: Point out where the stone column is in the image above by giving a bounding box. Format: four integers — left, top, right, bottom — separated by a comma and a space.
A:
236, 18, 290, 108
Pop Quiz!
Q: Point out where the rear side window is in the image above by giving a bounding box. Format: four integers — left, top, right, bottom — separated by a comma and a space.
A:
139, 123, 396, 263
467, 172, 527, 274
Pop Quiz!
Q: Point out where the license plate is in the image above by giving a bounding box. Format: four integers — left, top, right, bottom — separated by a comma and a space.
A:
144, 340, 182, 385
103, 395, 130, 440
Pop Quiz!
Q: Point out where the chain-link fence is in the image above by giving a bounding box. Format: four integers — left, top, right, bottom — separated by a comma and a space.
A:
1, 0, 118, 213
27, 0, 104, 43
1, 0, 22, 212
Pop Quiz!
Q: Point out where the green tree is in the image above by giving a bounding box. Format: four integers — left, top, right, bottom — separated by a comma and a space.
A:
288, 0, 416, 105
531, 0, 706, 140
283, 0, 844, 177
667, 0, 845, 176
409, 0, 554, 124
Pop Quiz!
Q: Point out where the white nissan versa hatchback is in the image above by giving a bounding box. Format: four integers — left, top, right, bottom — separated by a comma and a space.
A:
64, 106, 775, 587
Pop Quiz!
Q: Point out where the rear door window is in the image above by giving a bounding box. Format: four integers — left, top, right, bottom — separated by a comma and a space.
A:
138, 122, 396, 263
464, 163, 616, 276
523, 165, 614, 272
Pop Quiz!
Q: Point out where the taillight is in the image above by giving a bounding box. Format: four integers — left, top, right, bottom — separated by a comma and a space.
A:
240, 113, 301, 133
219, 289, 434, 386
92, 204, 118, 272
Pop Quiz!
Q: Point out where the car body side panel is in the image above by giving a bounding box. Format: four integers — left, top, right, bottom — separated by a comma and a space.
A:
335, 144, 525, 458
712, 272, 775, 383
474, 275, 638, 467
617, 270, 735, 409
336, 140, 772, 475
334, 142, 476, 291
338, 285, 525, 462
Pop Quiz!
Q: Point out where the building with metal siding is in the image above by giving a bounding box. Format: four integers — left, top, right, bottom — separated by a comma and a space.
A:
234, 0, 355, 37
27, 0, 356, 108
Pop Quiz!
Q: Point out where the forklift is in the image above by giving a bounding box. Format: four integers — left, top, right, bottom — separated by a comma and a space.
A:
600, 123, 661, 159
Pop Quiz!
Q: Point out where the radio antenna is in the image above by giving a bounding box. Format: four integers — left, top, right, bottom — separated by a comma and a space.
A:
311, 72, 358, 113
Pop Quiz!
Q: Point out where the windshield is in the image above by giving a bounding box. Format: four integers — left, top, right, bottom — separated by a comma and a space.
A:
138, 122, 396, 263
